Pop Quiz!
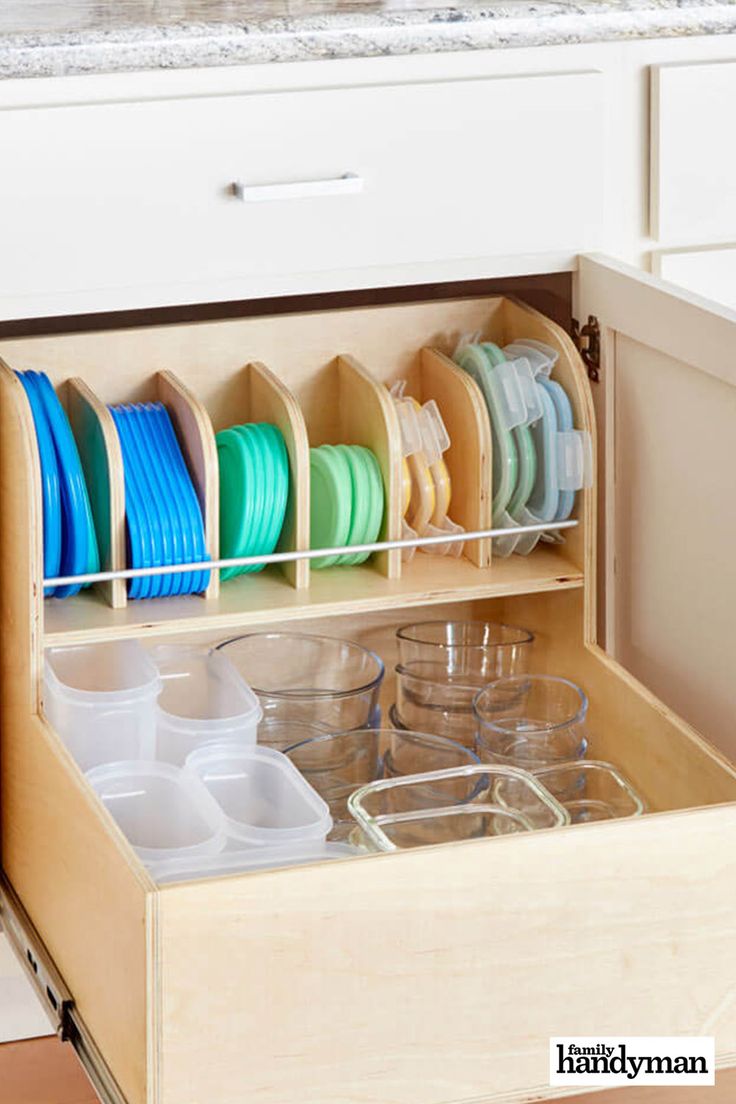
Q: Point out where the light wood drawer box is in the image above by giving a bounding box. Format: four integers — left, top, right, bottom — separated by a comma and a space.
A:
1, 256, 735, 1104
0, 70, 604, 315
651, 60, 736, 243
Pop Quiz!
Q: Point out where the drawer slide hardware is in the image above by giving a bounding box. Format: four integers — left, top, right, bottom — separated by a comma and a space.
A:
0, 876, 128, 1104
572, 315, 601, 382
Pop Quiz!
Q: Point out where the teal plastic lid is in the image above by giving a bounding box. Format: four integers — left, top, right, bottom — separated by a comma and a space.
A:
335, 445, 371, 566
217, 427, 255, 580
254, 424, 290, 561
237, 424, 272, 573
310, 445, 352, 569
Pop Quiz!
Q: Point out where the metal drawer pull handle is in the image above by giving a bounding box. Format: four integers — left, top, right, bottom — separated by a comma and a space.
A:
232, 173, 363, 203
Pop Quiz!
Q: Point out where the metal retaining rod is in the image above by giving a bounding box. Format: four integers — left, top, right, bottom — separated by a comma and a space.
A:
44, 519, 578, 588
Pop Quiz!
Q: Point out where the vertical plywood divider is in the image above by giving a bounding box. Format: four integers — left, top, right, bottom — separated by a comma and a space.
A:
156, 370, 219, 600
67, 379, 127, 610
336, 355, 402, 579
0, 358, 43, 712
419, 348, 493, 568
503, 298, 596, 590
241, 361, 310, 590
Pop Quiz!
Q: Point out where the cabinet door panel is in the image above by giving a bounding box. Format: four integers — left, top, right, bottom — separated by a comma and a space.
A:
579, 254, 736, 759
651, 61, 736, 243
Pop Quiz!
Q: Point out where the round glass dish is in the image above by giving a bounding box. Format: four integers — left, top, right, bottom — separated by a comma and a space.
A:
217, 632, 384, 732
473, 675, 588, 773
396, 620, 534, 681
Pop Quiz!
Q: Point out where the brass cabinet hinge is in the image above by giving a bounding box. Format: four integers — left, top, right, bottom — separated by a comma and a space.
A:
571, 315, 601, 383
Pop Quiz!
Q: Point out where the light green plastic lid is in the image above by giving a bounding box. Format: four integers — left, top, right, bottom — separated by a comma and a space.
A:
310, 445, 352, 569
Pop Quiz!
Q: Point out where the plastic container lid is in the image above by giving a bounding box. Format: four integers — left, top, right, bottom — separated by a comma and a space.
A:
310, 445, 353, 569
151, 403, 208, 594
185, 743, 333, 846
16, 372, 62, 596
87, 760, 227, 864
34, 371, 98, 598
335, 444, 372, 566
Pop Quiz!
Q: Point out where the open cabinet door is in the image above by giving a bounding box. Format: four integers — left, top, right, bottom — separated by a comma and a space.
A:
577, 254, 736, 762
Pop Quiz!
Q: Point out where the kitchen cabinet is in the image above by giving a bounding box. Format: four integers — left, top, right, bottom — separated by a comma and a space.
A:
2, 258, 736, 1104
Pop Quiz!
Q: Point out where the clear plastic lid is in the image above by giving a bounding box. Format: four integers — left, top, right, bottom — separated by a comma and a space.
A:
502, 340, 559, 377
554, 430, 594, 492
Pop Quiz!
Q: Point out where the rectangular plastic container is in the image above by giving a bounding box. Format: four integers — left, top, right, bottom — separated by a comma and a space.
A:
185, 744, 333, 847
42, 641, 161, 771
86, 760, 227, 866
150, 645, 262, 765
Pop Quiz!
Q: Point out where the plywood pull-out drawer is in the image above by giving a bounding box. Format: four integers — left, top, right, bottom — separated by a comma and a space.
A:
4, 271, 736, 1104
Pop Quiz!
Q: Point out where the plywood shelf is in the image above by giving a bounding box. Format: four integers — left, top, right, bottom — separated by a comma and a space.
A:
42, 544, 583, 646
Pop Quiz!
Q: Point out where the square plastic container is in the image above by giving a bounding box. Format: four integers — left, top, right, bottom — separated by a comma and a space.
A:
43, 641, 161, 771
86, 761, 227, 865
150, 645, 262, 765
185, 744, 333, 847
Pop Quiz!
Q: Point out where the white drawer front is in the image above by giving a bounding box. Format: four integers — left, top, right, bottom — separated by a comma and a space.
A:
654, 246, 736, 310
651, 60, 736, 243
0, 72, 604, 312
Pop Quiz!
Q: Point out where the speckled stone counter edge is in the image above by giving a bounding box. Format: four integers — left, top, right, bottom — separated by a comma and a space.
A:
2, 1, 736, 80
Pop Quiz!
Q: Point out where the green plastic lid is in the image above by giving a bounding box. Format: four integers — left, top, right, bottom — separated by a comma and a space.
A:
335, 445, 372, 565
217, 427, 256, 581
310, 445, 352, 569
348, 446, 384, 565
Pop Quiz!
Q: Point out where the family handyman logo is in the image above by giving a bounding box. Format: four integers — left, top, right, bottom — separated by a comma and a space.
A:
550, 1036, 715, 1086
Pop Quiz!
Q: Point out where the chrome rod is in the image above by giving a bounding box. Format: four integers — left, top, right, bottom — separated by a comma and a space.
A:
44, 519, 578, 588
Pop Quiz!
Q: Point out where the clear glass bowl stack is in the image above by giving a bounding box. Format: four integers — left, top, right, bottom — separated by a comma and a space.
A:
392, 621, 534, 747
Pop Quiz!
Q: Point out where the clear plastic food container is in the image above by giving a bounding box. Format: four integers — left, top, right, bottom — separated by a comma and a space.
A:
217, 632, 384, 731
86, 760, 226, 865
395, 621, 534, 680
150, 644, 262, 765
348, 763, 569, 851
474, 675, 588, 779
185, 743, 333, 847
148, 840, 362, 884
43, 641, 161, 771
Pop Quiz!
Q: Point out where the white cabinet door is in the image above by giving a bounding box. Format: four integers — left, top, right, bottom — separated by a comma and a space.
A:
651, 61, 736, 243
579, 254, 736, 760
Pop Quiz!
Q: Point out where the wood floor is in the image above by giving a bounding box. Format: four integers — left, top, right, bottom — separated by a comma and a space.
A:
0, 1033, 732, 1103
0, 1036, 99, 1104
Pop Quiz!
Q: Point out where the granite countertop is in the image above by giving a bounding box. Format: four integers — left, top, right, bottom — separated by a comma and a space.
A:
2, 0, 736, 79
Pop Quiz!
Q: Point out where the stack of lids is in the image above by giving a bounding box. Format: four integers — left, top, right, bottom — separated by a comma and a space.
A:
217, 423, 290, 581
110, 403, 210, 598
310, 444, 384, 568
17, 370, 99, 598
